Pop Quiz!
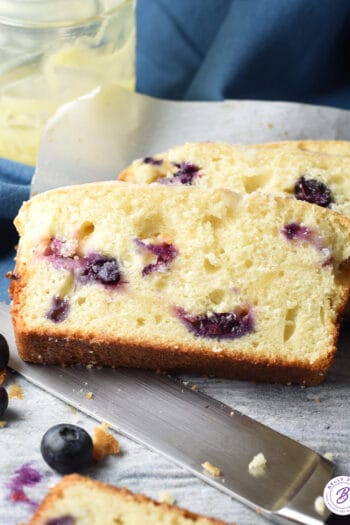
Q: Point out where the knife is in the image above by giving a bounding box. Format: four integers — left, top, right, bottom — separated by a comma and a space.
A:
0, 303, 334, 525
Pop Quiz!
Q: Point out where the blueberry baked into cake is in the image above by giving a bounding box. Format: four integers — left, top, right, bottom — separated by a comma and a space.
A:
120, 141, 350, 217
11, 182, 350, 385
28, 474, 227, 525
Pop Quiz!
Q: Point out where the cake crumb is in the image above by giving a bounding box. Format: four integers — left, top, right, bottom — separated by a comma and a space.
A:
314, 496, 326, 515
158, 490, 175, 505
93, 422, 120, 462
201, 461, 221, 477
0, 420, 7, 428
85, 391, 93, 400
0, 369, 6, 385
248, 453, 267, 477
8, 383, 24, 399
323, 452, 334, 462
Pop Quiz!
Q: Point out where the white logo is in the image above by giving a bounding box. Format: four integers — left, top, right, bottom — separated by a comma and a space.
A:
323, 476, 350, 516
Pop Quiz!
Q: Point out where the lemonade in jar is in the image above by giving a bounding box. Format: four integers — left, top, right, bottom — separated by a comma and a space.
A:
0, 0, 136, 165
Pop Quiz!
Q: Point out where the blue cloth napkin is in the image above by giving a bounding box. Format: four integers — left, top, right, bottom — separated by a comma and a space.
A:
0, 160, 34, 302
2, 0, 350, 303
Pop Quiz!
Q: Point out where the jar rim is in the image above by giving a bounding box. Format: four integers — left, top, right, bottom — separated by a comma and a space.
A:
0, 0, 132, 29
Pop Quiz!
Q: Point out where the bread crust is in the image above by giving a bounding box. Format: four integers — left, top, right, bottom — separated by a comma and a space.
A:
29, 474, 228, 525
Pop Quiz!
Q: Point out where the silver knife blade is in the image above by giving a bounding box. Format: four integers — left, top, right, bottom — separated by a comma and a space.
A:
0, 304, 332, 524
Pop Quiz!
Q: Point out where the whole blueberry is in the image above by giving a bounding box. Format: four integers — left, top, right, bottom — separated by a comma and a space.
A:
79, 254, 122, 286
0, 334, 9, 371
0, 386, 8, 417
176, 307, 255, 339
40, 424, 93, 474
46, 296, 70, 323
294, 176, 333, 207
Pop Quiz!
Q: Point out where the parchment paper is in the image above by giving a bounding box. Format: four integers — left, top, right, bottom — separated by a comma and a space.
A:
33, 85, 350, 193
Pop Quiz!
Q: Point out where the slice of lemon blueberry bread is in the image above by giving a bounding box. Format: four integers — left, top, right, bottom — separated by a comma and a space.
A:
11, 182, 350, 385
119, 140, 350, 217
29, 474, 227, 525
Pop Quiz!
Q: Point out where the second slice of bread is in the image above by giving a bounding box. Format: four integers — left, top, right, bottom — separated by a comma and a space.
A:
120, 141, 350, 217
11, 182, 350, 385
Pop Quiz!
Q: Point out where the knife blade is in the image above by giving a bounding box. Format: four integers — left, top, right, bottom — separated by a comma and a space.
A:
0, 303, 333, 524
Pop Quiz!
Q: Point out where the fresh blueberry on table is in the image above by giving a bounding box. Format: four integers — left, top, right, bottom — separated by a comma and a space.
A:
0, 386, 8, 417
0, 333, 9, 371
40, 424, 93, 474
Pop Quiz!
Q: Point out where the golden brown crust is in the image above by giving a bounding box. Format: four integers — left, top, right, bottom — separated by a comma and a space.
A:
12, 327, 335, 386
118, 169, 130, 181
29, 474, 228, 525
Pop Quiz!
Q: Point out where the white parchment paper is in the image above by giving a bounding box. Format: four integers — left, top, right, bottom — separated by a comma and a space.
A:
33, 85, 350, 193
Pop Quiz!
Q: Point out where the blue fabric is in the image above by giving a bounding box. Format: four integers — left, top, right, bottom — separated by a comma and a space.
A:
0, 160, 34, 302
137, 0, 350, 107
2, 0, 350, 302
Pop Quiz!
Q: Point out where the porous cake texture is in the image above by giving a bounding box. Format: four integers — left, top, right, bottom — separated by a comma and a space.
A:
11, 182, 350, 385
120, 141, 350, 217
28, 474, 227, 525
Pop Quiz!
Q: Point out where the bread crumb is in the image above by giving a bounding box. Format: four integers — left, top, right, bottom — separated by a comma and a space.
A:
314, 496, 326, 515
93, 422, 120, 462
8, 383, 24, 399
323, 452, 334, 462
0, 421, 7, 428
230, 411, 234, 416
85, 391, 93, 400
158, 490, 175, 505
201, 461, 221, 477
248, 453, 267, 477
0, 369, 6, 385
191, 384, 198, 391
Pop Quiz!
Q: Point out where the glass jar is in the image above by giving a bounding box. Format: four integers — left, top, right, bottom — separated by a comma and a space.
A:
0, 0, 136, 165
